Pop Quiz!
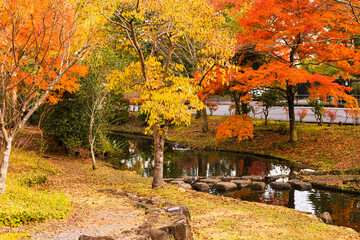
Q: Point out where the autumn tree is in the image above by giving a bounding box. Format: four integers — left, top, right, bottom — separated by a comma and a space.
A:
101, 0, 232, 188
0, 0, 94, 194
224, 0, 360, 142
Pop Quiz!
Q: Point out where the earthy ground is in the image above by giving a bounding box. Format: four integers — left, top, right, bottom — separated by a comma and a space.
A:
1, 123, 360, 239
0, 156, 146, 239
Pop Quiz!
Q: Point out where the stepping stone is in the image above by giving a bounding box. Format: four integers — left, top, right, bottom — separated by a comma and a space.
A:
215, 182, 238, 192
230, 179, 251, 189
192, 182, 210, 192
270, 182, 291, 190
250, 182, 266, 191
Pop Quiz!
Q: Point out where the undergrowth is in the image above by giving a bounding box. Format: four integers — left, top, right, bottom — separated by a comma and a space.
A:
0, 149, 70, 227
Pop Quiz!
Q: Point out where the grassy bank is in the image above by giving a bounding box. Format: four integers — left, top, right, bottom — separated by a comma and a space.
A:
0, 143, 358, 238
0, 149, 70, 228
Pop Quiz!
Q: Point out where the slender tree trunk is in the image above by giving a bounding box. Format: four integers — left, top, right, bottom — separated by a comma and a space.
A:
90, 141, 96, 170
232, 92, 241, 115
286, 87, 298, 143
152, 125, 167, 188
264, 113, 268, 126
201, 108, 209, 132
0, 136, 12, 194
89, 115, 96, 170
195, 110, 201, 119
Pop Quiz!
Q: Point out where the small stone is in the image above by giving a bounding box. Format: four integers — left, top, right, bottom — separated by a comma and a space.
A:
270, 182, 291, 190
230, 179, 251, 189
319, 212, 333, 224
192, 182, 210, 192
214, 182, 238, 192
250, 182, 266, 190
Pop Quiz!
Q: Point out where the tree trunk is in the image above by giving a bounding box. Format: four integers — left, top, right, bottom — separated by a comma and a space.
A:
286, 87, 298, 142
89, 114, 97, 170
152, 125, 167, 188
201, 108, 209, 132
90, 141, 96, 170
195, 110, 201, 119
232, 92, 241, 115
0, 137, 12, 194
264, 113, 268, 126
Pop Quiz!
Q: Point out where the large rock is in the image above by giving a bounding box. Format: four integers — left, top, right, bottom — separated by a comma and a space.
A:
192, 182, 210, 192
214, 182, 238, 192
319, 212, 333, 224
230, 179, 251, 189
270, 182, 291, 190
241, 175, 264, 181
250, 182, 266, 191
199, 178, 221, 187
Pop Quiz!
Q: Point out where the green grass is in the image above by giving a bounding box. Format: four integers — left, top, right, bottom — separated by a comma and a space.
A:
0, 149, 70, 227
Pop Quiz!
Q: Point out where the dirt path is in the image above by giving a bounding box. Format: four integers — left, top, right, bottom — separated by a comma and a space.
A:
2, 156, 146, 240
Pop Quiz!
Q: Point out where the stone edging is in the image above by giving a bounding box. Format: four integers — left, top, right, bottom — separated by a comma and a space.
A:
79, 191, 194, 240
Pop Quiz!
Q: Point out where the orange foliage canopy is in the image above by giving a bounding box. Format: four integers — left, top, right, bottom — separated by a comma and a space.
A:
0, 0, 87, 105
194, 66, 229, 102
216, 114, 254, 143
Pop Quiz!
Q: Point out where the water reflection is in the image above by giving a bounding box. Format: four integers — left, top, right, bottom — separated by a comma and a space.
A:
108, 133, 360, 231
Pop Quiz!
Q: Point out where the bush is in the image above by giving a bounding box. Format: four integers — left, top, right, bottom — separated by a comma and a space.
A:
0, 181, 70, 227
20, 173, 48, 187
103, 94, 130, 125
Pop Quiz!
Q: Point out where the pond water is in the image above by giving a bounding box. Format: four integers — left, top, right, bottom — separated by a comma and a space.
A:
107, 133, 360, 232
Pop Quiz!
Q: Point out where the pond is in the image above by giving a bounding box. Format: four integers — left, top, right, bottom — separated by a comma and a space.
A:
107, 133, 360, 232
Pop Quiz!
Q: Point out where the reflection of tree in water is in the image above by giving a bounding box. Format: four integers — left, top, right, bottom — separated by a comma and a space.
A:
308, 190, 360, 231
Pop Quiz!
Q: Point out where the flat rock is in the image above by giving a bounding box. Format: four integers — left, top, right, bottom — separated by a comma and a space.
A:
219, 176, 242, 181
241, 175, 264, 181
170, 180, 186, 185
250, 182, 266, 191
192, 182, 210, 192
265, 174, 289, 181
183, 176, 198, 183
270, 182, 291, 190
291, 181, 312, 190
214, 182, 238, 192
230, 179, 251, 189
199, 178, 221, 187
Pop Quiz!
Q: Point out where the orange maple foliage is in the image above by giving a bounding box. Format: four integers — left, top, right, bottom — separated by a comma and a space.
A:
215, 0, 360, 142
216, 114, 254, 143
1, 0, 87, 105
194, 66, 228, 102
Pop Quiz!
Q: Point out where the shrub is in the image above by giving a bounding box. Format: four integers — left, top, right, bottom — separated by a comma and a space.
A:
20, 173, 48, 187
103, 94, 130, 125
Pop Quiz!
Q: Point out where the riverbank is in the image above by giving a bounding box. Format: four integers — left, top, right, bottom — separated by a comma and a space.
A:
1, 146, 359, 239
111, 114, 360, 194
